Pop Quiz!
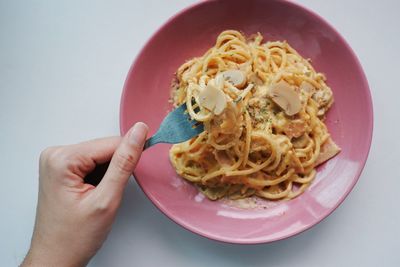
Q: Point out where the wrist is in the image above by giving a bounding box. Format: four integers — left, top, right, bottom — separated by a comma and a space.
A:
22, 242, 89, 267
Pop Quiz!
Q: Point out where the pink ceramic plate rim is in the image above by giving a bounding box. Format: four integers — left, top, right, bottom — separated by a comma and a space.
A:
120, 0, 373, 244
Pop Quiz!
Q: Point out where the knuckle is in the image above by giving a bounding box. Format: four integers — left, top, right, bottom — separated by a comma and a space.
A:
92, 197, 116, 215
40, 146, 70, 171
39, 146, 56, 162
115, 152, 137, 174
94, 200, 110, 214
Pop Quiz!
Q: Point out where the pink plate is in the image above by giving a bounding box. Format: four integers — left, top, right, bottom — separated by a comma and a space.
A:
120, 0, 373, 243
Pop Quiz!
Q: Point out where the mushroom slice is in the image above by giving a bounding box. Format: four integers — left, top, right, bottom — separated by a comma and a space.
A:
198, 84, 227, 115
220, 69, 247, 88
268, 80, 302, 116
300, 81, 315, 95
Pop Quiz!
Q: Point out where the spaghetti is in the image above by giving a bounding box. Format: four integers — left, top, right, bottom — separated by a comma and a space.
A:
170, 30, 340, 200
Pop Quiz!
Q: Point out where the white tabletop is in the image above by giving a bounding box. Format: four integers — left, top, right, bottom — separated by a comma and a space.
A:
1, 0, 399, 266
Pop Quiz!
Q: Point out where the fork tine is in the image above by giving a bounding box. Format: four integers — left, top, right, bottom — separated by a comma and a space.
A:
193, 123, 204, 132
143, 102, 205, 149
188, 118, 198, 126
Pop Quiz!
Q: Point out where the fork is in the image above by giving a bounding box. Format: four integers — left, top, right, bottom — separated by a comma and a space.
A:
84, 103, 204, 186
143, 102, 204, 149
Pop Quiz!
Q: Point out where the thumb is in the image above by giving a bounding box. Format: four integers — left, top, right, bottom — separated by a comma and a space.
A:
96, 122, 148, 199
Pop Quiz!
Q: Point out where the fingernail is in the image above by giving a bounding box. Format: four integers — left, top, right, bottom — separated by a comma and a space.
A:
129, 122, 148, 147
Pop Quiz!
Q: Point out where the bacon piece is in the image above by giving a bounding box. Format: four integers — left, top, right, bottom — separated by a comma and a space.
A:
315, 137, 341, 166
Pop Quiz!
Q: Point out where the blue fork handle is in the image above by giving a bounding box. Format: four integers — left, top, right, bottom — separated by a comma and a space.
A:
84, 137, 156, 186
143, 135, 161, 150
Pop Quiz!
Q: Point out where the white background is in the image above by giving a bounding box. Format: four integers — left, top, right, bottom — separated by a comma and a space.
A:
1, 0, 399, 266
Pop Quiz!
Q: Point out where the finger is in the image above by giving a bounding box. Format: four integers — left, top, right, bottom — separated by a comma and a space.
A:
60, 137, 122, 177
74, 137, 122, 164
95, 122, 148, 199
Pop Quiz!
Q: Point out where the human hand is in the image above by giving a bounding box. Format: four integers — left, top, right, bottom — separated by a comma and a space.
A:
22, 122, 148, 267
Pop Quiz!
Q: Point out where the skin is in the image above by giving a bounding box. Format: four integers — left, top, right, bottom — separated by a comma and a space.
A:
21, 122, 148, 267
